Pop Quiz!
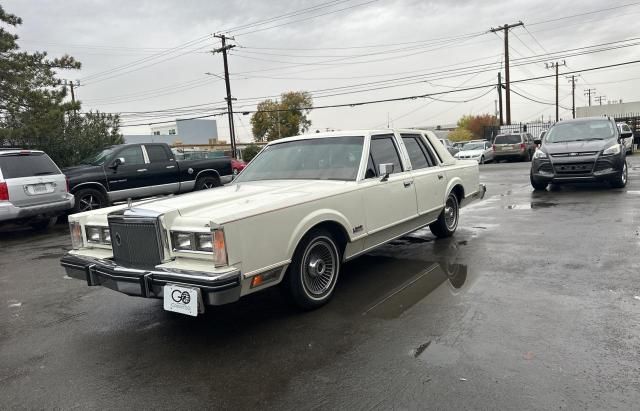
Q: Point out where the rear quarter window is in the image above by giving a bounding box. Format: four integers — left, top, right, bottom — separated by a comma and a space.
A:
0, 153, 61, 179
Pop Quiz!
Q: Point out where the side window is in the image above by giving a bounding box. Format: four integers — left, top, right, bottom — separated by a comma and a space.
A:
420, 136, 440, 165
401, 135, 432, 169
117, 146, 144, 165
146, 145, 171, 163
369, 135, 403, 175
365, 154, 377, 178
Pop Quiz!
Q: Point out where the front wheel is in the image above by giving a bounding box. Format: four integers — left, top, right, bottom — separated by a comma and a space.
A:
429, 192, 459, 238
610, 161, 628, 188
285, 228, 341, 310
479, 155, 485, 165
195, 175, 221, 190
530, 173, 548, 191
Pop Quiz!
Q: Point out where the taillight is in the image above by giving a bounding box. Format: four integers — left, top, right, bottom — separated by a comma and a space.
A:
520, 143, 526, 150
492, 144, 496, 151
65, 176, 70, 193
0, 182, 8, 201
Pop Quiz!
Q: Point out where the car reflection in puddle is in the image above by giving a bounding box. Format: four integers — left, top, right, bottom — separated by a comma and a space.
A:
336, 253, 472, 320
505, 201, 558, 210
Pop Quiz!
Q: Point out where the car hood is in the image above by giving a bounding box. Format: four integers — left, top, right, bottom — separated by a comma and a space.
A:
542, 138, 614, 155
62, 164, 104, 177
131, 180, 354, 224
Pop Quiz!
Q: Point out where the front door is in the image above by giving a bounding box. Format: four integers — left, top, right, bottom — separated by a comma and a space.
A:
361, 134, 418, 249
107, 145, 148, 200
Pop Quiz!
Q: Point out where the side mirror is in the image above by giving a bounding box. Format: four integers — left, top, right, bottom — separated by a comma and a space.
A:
533, 138, 542, 146
110, 157, 125, 169
378, 163, 394, 181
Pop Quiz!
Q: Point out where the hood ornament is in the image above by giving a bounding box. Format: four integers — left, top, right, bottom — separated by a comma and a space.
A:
127, 198, 133, 209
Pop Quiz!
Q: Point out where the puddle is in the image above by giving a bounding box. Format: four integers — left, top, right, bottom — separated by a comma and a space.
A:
414, 340, 461, 366
362, 262, 469, 319
627, 190, 640, 195
505, 201, 558, 210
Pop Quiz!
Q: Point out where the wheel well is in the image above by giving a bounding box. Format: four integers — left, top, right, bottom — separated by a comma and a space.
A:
72, 183, 107, 196
195, 170, 221, 182
307, 221, 350, 256
451, 184, 464, 203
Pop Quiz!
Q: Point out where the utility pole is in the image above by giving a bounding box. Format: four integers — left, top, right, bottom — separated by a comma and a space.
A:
63, 80, 80, 114
212, 34, 237, 158
595, 95, 606, 105
497, 72, 504, 125
584, 88, 596, 107
490, 21, 523, 125
566, 75, 579, 119
545, 60, 566, 122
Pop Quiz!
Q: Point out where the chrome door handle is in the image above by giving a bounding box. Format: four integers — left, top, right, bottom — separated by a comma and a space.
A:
403, 181, 413, 188
166, 165, 175, 169
437, 174, 444, 180
137, 168, 147, 172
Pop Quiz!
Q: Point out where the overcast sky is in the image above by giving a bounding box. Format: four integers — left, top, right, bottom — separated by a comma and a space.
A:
5, 0, 640, 141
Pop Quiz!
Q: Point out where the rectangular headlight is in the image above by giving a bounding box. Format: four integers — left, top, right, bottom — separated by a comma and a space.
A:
212, 229, 228, 267
69, 221, 83, 250
195, 233, 213, 252
102, 227, 111, 244
171, 232, 193, 251
86, 226, 102, 244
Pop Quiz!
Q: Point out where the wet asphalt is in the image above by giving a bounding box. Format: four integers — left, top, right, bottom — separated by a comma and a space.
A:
2, 156, 640, 409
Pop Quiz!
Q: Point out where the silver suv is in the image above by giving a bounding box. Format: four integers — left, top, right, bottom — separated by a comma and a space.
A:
493, 133, 537, 162
0, 149, 74, 230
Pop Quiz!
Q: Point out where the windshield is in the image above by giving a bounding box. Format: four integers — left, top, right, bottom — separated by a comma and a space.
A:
546, 120, 615, 143
494, 135, 522, 144
81, 148, 114, 165
462, 142, 485, 150
235, 136, 364, 182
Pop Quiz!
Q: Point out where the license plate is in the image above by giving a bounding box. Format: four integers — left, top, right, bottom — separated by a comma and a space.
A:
27, 183, 52, 195
501, 146, 511, 151
163, 284, 203, 316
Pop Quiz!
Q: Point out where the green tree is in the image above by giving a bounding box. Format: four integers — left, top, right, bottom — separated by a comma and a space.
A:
455, 114, 498, 139
250, 91, 312, 142
242, 143, 261, 163
0, 5, 122, 166
448, 128, 474, 142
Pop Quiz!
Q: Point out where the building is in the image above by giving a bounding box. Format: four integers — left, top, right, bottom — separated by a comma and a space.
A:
576, 100, 639, 118
124, 118, 218, 145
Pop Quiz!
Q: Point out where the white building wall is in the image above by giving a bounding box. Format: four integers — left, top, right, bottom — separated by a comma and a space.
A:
576, 101, 640, 118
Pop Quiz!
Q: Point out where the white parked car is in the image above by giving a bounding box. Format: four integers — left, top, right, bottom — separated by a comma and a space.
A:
617, 122, 635, 154
61, 130, 485, 315
454, 140, 494, 164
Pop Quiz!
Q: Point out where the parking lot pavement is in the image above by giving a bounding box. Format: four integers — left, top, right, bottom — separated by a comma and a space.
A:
2, 156, 640, 409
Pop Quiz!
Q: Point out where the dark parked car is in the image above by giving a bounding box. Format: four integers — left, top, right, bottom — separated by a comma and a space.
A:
530, 117, 630, 190
64, 143, 233, 213
493, 133, 536, 162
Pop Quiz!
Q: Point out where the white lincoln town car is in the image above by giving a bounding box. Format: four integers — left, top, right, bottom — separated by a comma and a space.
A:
61, 129, 485, 315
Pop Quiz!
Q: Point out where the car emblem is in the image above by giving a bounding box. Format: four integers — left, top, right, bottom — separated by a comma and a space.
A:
569, 152, 578, 156
114, 233, 122, 247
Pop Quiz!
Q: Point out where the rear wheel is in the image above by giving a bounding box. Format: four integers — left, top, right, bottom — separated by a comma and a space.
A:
195, 175, 221, 190
285, 228, 341, 310
610, 161, 628, 188
30, 216, 57, 231
72, 188, 107, 213
429, 192, 459, 238
479, 155, 485, 165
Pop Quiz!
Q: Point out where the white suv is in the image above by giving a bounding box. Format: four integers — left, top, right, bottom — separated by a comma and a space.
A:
617, 123, 635, 154
0, 149, 74, 230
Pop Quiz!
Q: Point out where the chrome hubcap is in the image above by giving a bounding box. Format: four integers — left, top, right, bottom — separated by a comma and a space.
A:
79, 195, 100, 211
301, 239, 336, 296
444, 197, 458, 230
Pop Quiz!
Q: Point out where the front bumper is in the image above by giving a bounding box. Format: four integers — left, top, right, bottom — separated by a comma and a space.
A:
60, 254, 242, 306
0, 193, 75, 223
531, 155, 624, 183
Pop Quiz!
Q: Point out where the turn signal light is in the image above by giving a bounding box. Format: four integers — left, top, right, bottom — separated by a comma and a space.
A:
69, 221, 83, 250
0, 182, 8, 201
212, 229, 228, 267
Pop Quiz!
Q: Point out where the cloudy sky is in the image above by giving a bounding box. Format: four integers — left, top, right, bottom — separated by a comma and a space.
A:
4, 0, 640, 141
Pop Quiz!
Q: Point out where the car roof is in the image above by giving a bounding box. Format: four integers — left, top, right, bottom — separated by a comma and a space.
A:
269, 129, 431, 145
554, 116, 613, 124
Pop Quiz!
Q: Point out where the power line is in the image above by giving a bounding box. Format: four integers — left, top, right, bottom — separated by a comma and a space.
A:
527, 2, 640, 26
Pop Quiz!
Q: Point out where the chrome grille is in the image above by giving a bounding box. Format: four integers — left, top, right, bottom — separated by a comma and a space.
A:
108, 217, 165, 269
550, 152, 597, 157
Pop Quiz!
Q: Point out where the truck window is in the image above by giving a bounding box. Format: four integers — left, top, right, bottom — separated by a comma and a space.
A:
146, 145, 171, 163
118, 146, 144, 165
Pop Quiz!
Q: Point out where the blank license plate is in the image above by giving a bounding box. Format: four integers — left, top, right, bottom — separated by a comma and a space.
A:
163, 284, 203, 316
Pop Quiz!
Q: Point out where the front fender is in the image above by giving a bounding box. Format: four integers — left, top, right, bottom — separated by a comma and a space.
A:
286, 208, 352, 259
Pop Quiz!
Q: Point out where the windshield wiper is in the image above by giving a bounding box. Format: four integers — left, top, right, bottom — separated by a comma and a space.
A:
34, 171, 56, 175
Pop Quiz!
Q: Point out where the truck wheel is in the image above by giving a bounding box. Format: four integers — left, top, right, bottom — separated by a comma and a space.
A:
530, 173, 548, 191
195, 175, 221, 190
30, 217, 57, 231
72, 188, 107, 213
429, 192, 459, 238
285, 228, 341, 310
610, 161, 628, 188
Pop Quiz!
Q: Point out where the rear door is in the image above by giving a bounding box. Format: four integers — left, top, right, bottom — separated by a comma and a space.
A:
401, 133, 447, 217
0, 152, 68, 207
143, 144, 180, 194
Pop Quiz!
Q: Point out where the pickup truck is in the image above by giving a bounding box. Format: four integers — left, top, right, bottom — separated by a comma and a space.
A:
61, 129, 484, 315
64, 143, 233, 213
